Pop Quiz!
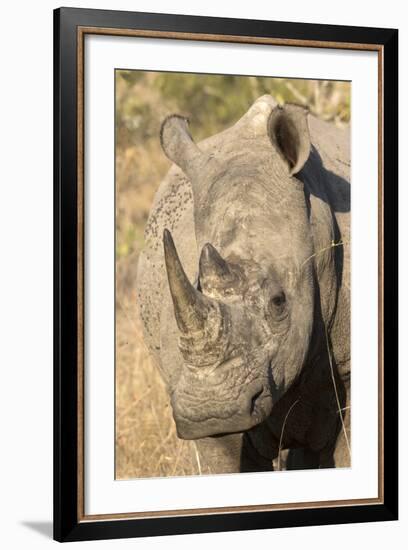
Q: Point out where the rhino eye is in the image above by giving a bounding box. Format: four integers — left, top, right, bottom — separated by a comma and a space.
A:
271, 292, 286, 307
268, 291, 287, 321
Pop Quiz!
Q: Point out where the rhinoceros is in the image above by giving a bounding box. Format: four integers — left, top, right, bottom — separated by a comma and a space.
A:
136, 94, 350, 473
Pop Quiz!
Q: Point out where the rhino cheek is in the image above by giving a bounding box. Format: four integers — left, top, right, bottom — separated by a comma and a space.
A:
273, 311, 313, 390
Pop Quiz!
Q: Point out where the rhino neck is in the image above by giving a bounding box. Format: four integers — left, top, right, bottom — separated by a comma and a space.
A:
248, 279, 347, 462
300, 149, 350, 375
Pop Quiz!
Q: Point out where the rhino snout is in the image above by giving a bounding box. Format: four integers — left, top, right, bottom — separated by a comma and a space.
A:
171, 381, 273, 440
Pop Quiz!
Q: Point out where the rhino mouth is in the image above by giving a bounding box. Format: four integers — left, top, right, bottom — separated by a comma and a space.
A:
171, 384, 273, 440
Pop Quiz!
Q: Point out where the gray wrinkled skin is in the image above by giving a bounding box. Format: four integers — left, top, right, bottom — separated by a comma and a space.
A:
136, 95, 350, 473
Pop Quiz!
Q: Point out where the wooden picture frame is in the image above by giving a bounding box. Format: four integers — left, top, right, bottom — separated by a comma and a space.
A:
54, 7, 398, 542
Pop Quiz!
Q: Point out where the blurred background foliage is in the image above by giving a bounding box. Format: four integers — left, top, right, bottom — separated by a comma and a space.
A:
115, 71, 350, 479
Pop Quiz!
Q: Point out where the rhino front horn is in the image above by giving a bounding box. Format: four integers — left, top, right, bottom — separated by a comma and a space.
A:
163, 229, 215, 334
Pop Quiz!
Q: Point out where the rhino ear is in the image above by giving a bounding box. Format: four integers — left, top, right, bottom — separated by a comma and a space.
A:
160, 115, 209, 181
267, 104, 311, 175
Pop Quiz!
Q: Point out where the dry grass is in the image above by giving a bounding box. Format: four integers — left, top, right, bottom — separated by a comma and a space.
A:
114, 71, 350, 480
115, 291, 201, 478
114, 79, 201, 477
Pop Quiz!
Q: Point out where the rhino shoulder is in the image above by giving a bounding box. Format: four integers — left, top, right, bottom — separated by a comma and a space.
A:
308, 115, 350, 213
136, 165, 197, 373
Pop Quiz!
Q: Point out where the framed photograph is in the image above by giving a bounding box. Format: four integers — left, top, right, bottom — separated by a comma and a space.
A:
54, 7, 398, 542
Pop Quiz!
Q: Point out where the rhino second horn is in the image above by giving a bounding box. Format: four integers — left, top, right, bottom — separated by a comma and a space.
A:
163, 229, 214, 334
199, 243, 231, 283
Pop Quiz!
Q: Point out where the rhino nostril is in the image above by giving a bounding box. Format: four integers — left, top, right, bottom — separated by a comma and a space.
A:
250, 389, 263, 415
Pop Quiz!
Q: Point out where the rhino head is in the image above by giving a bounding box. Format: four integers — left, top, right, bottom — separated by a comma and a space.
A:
160, 97, 326, 440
